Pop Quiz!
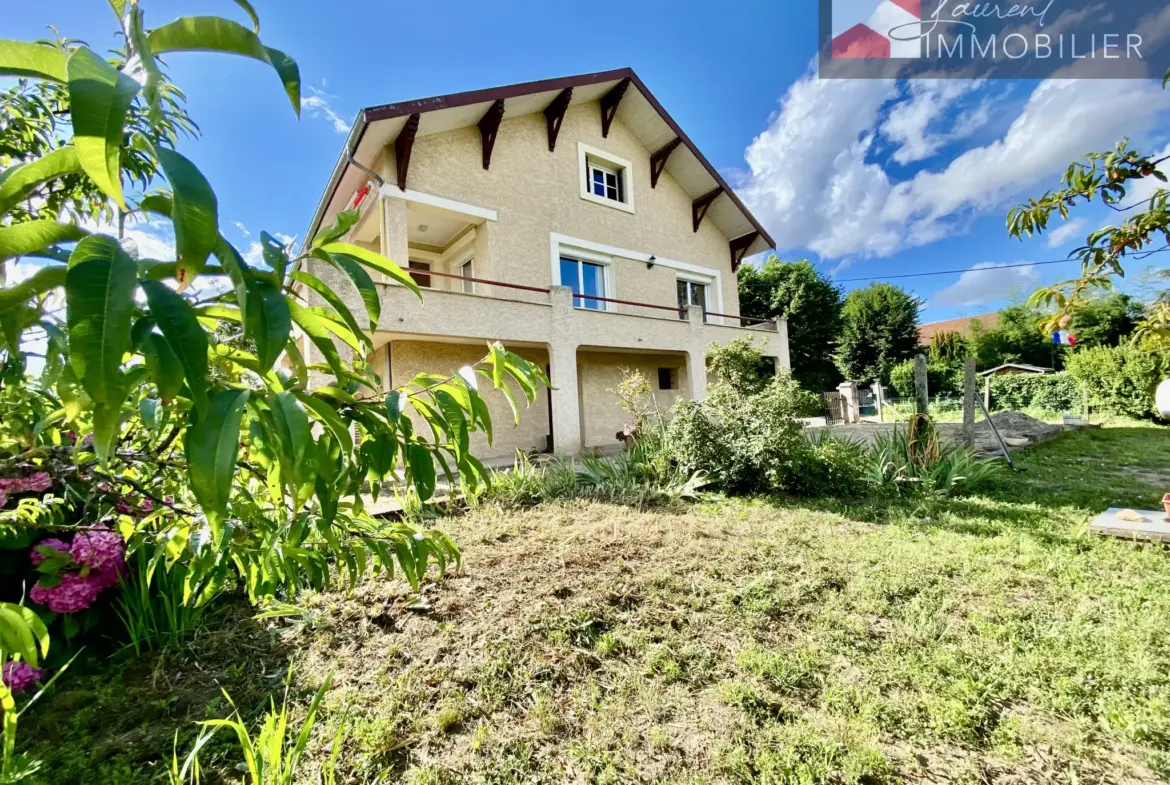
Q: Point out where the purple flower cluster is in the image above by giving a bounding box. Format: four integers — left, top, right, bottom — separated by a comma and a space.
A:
28, 529, 126, 614
0, 472, 52, 509
2, 661, 43, 694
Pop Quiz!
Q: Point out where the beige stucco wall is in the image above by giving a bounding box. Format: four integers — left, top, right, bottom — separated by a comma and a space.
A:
383, 340, 551, 462
577, 351, 690, 449
376, 102, 741, 317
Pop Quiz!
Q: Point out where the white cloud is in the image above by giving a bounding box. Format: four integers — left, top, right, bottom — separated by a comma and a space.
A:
1046, 218, 1087, 248
930, 262, 1039, 308
233, 221, 250, 238
881, 81, 989, 165
741, 69, 1168, 262
304, 84, 350, 135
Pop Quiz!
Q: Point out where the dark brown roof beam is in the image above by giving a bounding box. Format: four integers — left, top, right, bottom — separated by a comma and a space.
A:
394, 113, 420, 191
600, 77, 630, 138
692, 187, 723, 233
650, 138, 681, 189
543, 88, 573, 152
729, 232, 759, 271
478, 99, 506, 170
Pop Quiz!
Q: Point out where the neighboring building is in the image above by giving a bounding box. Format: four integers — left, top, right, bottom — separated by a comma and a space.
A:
301, 68, 789, 461
979, 363, 1053, 377
917, 312, 998, 345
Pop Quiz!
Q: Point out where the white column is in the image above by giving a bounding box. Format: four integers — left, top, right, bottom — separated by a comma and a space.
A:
836, 381, 859, 424
776, 317, 791, 371
685, 304, 709, 401
549, 286, 582, 455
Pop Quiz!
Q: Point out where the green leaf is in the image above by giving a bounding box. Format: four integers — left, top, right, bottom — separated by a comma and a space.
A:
232, 0, 261, 31
319, 243, 420, 300
259, 232, 289, 284
406, 443, 437, 502
0, 220, 86, 261
146, 17, 300, 116
0, 606, 41, 667
143, 333, 184, 404
0, 264, 65, 316
185, 389, 250, 528
319, 251, 380, 329
65, 235, 136, 409
386, 390, 405, 427
0, 40, 67, 82
213, 237, 251, 324
140, 279, 210, 411
0, 147, 81, 213
156, 148, 218, 290
294, 391, 353, 457
288, 301, 344, 380
312, 210, 360, 248
290, 271, 370, 350
66, 46, 140, 210
244, 278, 291, 374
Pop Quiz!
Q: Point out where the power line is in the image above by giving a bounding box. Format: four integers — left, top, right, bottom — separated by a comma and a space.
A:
831, 247, 1170, 283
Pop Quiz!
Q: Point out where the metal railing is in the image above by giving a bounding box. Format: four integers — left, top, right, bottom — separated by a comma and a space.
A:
391, 268, 774, 330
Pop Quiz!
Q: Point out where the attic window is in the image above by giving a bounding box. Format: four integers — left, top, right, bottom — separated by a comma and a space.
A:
578, 143, 634, 214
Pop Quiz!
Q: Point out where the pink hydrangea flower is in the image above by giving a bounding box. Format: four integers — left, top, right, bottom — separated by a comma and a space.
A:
71, 529, 126, 589
2, 661, 43, 694
0, 473, 51, 494
30, 572, 103, 613
140, 499, 154, 513
30, 538, 71, 566
0, 490, 6, 509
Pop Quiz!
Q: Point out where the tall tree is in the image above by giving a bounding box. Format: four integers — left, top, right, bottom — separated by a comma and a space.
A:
835, 283, 921, 383
1067, 292, 1144, 348
969, 304, 1057, 369
738, 256, 843, 391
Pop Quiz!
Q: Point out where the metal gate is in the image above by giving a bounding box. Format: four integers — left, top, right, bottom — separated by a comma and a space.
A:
823, 391, 846, 425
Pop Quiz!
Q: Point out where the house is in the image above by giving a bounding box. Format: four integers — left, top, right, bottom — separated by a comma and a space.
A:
917, 313, 998, 345
300, 68, 789, 461
979, 363, 1053, 377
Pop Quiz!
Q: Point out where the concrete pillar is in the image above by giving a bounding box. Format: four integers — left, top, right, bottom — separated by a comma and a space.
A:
548, 286, 582, 455
963, 356, 977, 447
872, 381, 885, 423
381, 196, 409, 275
913, 354, 929, 415
837, 381, 859, 424
685, 304, 710, 401
776, 318, 791, 371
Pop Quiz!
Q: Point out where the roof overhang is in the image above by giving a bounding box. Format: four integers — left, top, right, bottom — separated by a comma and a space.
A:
303, 68, 774, 263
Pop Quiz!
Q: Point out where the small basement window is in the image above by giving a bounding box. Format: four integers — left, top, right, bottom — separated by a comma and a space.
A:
658, 367, 678, 391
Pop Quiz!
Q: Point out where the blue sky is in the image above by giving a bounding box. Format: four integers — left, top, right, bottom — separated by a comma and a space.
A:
8, 0, 1170, 323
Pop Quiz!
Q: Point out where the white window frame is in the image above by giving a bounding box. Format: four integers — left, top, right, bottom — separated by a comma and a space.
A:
577, 142, 635, 214
676, 273, 713, 322
459, 258, 475, 294
557, 247, 613, 312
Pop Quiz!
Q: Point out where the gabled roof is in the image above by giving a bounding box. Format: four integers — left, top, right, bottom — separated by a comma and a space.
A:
304, 68, 775, 262
979, 363, 1054, 376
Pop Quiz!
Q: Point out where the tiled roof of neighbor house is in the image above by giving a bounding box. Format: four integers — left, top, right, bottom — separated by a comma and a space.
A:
303, 68, 775, 261
917, 312, 999, 345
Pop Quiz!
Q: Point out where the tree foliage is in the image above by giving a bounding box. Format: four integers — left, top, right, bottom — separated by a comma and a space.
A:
834, 283, 921, 383
0, 2, 546, 646
738, 256, 843, 391
968, 305, 1056, 370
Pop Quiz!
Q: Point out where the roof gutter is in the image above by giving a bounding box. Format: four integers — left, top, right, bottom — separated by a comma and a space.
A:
300, 109, 370, 252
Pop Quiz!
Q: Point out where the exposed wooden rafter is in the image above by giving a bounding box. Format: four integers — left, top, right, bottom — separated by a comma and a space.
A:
477, 99, 506, 169
543, 88, 573, 152
599, 77, 630, 138
692, 187, 723, 232
650, 138, 681, 189
394, 113, 420, 191
729, 232, 759, 271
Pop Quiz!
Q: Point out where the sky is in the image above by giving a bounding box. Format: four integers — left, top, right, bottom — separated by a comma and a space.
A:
6, 0, 1170, 324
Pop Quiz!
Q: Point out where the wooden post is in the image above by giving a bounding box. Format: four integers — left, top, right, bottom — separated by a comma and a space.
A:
914, 354, 929, 415
984, 374, 991, 412
963, 357, 977, 448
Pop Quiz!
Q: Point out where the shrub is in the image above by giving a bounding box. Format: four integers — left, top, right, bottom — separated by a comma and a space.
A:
706, 337, 777, 395
888, 358, 964, 400
867, 415, 1005, 496
667, 374, 864, 497
1065, 345, 1166, 419
988, 372, 1081, 413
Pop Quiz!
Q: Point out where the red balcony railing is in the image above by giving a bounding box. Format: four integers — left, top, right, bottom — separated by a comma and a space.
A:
391, 268, 776, 330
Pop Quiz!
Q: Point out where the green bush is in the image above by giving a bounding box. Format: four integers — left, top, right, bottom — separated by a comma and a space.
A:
888, 358, 964, 400
667, 374, 864, 496
1065, 345, 1165, 419
988, 372, 1081, 413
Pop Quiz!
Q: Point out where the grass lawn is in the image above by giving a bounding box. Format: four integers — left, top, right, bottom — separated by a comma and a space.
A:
24, 424, 1170, 784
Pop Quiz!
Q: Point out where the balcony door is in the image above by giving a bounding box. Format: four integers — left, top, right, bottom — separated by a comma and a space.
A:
560, 257, 607, 310
677, 279, 707, 321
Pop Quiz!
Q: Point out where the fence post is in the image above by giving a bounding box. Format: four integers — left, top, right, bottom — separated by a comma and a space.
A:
913, 354, 929, 415
872, 381, 885, 423
963, 356, 977, 447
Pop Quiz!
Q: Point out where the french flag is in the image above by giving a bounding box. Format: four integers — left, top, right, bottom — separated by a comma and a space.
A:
1052, 331, 1077, 346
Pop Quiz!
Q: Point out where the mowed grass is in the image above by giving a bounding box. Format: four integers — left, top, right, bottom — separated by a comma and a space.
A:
24, 424, 1170, 784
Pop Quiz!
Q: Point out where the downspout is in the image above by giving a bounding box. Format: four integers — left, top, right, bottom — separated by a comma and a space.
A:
346, 117, 384, 189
